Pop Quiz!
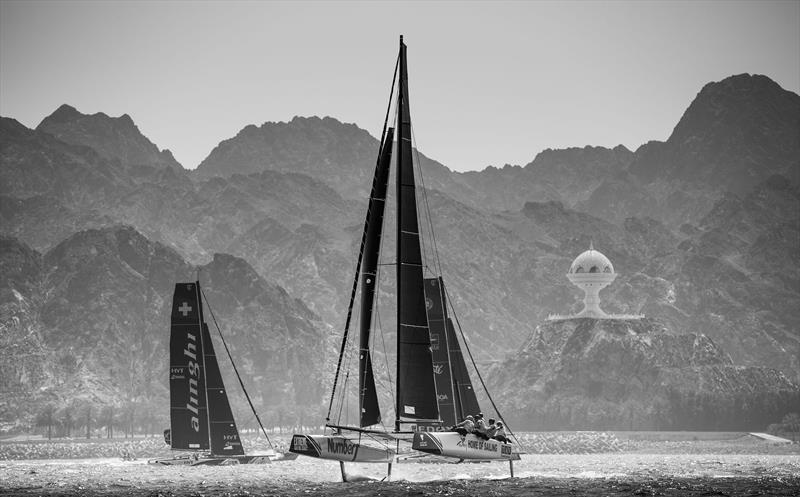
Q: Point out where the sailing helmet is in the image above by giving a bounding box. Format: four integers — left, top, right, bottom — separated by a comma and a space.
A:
466, 415, 474, 420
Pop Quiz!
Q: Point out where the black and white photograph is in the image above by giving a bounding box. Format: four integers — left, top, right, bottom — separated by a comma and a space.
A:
0, 1, 798, 495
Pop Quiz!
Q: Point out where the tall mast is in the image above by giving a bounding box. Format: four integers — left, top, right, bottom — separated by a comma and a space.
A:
395, 35, 439, 431
195, 281, 212, 449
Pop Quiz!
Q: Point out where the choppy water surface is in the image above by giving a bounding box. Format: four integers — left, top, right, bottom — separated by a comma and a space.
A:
1, 453, 798, 496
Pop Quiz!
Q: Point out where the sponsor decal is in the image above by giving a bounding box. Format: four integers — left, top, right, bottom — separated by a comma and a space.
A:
425, 297, 433, 310
501, 445, 512, 456
184, 331, 201, 432
404, 405, 415, 415
467, 439, 499, 452
432, 364, 444, 375
413, 424, 449, 432
326, 437, 356, 455
291, 436, 308, 452
436, 393, 448, 401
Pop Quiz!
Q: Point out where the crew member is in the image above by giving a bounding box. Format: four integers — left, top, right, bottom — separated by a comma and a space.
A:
493, 421, 509, 443
474, 413, 490, 440
452, 415, 475, 436
486, 418, 497, 438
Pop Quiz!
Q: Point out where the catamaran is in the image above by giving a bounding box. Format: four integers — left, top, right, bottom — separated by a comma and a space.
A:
289, 36, 520, 480
150, 281, 297, 465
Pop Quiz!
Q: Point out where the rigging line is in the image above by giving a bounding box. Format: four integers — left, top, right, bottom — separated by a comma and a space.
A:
442, 285, 521, 447
406, 123, 429, 275
326, 53, 400, 423
410, 122, 444, 277
334, 324, 356, 426
367, 241, 391, 433
200, 288, 274, 451
368, 287, 390, 435
372, 229, 396, 428
374, 220, 395, 403
336, 370, 351, 427
335, 328, 356, 426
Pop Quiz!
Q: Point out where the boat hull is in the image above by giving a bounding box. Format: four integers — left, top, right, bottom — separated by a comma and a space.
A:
412, 432, 520, 461
289, 434, 394, 463
149, 454, 273, 466
149, 450, 297, 466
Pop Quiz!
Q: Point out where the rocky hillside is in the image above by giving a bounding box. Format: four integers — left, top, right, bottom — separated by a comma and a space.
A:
630, 74, 800, 192
37, 104, 182, 175
0, 226, 330, 431
193, 115, 472, 202
582, 74, 800, 226
458, 145, 634, 212
488, 318, 799, 431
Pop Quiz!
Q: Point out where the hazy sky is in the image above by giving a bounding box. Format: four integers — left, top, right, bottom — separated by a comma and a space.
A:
1, 1, 798, 172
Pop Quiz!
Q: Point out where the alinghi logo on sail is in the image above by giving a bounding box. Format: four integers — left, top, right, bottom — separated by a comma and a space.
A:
184, 331, 201, 432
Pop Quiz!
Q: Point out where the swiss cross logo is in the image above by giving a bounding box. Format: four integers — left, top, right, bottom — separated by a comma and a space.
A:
178, 302, 192, 316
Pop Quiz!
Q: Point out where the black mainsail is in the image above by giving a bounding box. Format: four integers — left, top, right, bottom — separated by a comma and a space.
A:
358, 127, 394, 428
395, 36, 439, 429
424, 277, 457, 427
168, 281, 242, 456
447, 317, 481, 421
424, 277, 482, 427
202, 321, 245, 455
169, 282, 209, 450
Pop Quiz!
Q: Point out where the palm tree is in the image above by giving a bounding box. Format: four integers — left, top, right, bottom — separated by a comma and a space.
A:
781, 413, 800, 442
35, 404, 57, 440
100, 405, 116, 438
58, 405, 74, 438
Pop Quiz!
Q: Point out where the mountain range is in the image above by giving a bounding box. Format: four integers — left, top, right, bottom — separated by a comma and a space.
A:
0, 73, 797, 431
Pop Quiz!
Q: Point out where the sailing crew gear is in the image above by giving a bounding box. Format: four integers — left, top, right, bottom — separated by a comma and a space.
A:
493, 422, 508, 443
486, 419, 497, 438
474, 415, 490, 440
453, 415, 475, 436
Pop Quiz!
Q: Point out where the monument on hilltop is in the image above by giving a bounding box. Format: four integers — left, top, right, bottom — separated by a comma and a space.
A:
566, 242, 617, 318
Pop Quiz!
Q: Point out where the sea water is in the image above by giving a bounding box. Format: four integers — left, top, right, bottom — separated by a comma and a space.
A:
0, 453, 798, 496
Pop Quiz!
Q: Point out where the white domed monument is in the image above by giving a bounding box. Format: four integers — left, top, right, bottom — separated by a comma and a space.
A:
566, 242, 616, 318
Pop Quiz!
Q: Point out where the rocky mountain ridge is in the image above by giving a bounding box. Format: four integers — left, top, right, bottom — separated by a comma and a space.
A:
583, 74, 800, 226
0, 226, 330, 431
38, 104, 182, 175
